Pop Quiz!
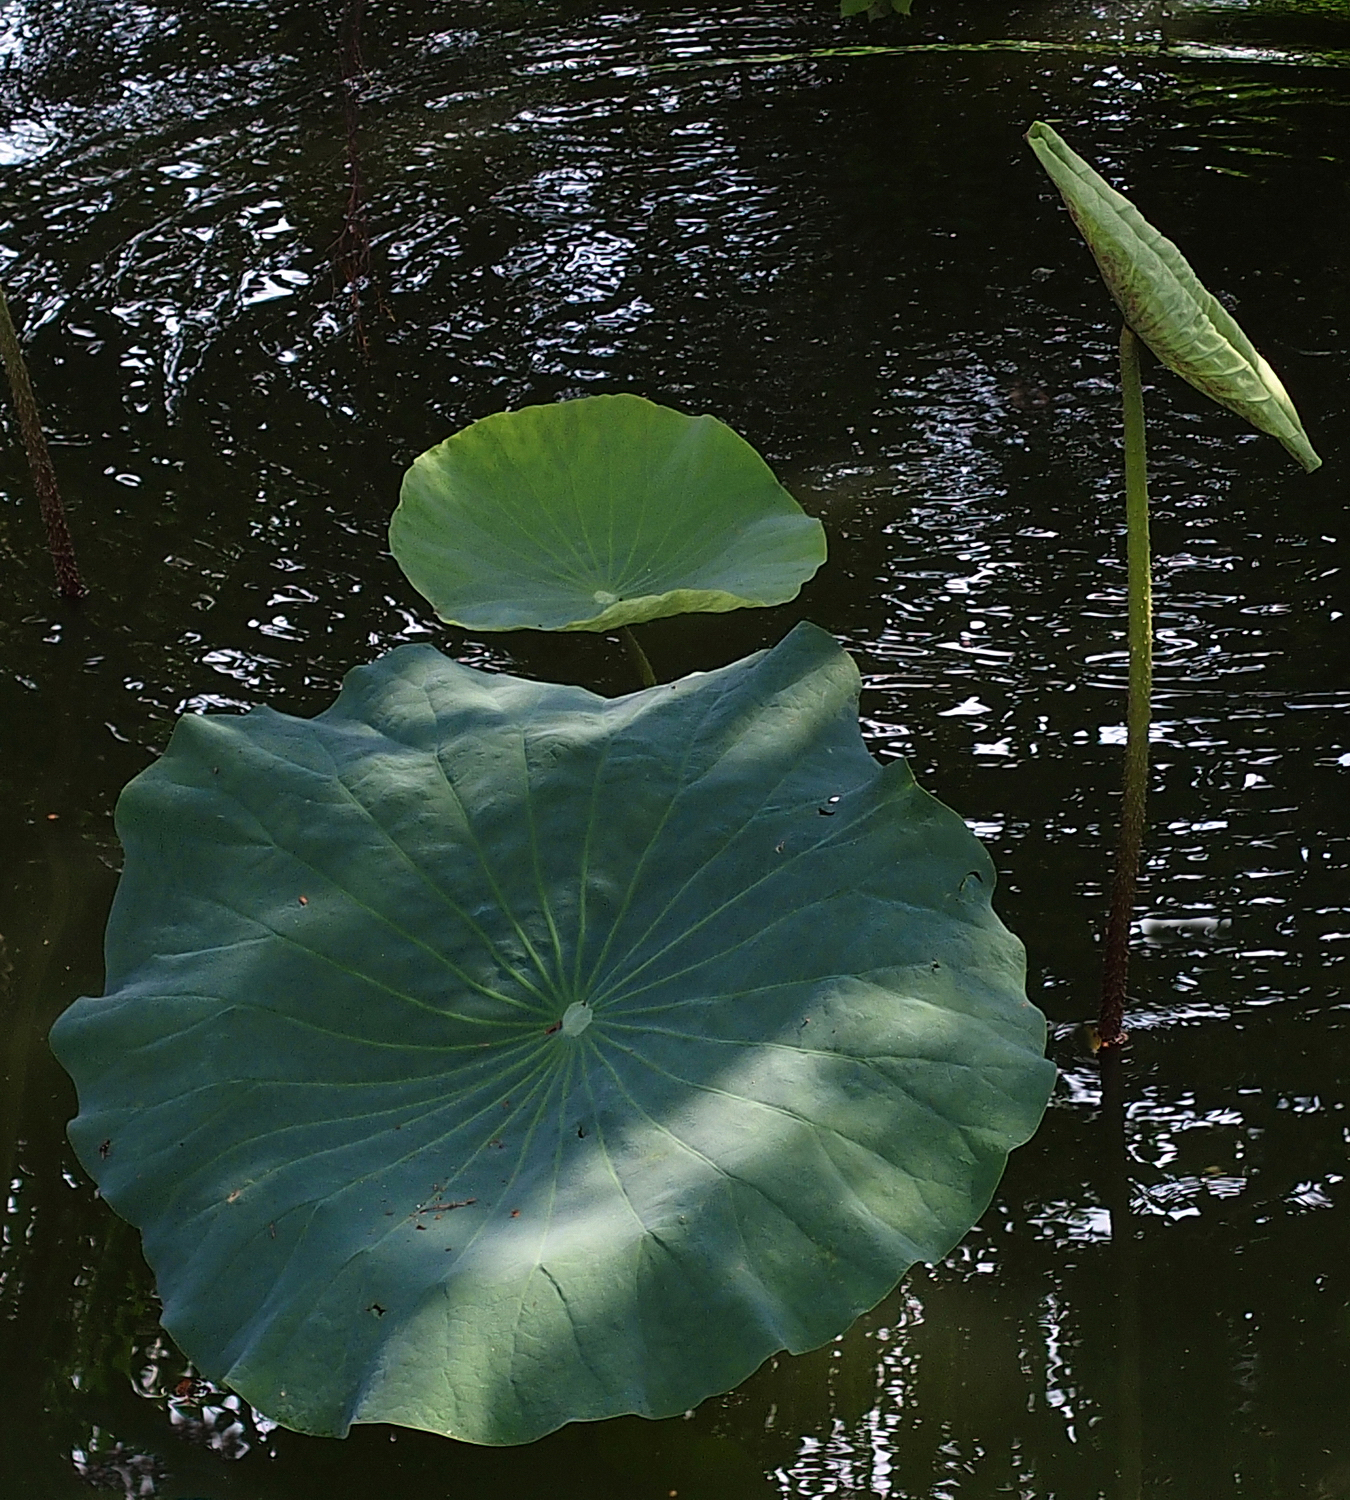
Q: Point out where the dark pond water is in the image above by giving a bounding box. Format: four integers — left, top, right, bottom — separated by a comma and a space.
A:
2, 0, 1348, 1494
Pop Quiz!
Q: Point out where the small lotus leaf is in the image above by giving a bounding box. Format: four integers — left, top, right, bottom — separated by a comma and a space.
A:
51, 623, 1053, 1446
389, 394, 827, 632
1027, 121, 1320, 472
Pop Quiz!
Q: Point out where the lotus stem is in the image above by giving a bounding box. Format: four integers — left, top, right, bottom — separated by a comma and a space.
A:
334, 0, 385, 349
1098, 325, 1152, 1049
0, 282, 86, 600
620, 626, 657, 688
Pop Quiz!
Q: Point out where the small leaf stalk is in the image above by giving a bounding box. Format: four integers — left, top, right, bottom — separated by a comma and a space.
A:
0, 281, 86, 599
1098, 326, 1152, 1049
620, 625, 658, 688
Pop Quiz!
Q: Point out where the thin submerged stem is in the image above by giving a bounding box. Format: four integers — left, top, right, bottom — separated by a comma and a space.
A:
1101, 1047, 1143, 1498
620, 626, 657, 688
1098, 325, 1153, 1049
0, 282, 86, 599
333, 0, 387, 349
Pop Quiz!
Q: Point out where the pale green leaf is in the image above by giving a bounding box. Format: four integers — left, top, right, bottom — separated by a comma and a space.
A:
389, 394, 827, 632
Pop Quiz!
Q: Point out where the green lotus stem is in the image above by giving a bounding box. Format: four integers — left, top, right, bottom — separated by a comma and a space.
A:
621, 626, 657, 688
1098, 325, 1152, 1049
0, 281, 86, 600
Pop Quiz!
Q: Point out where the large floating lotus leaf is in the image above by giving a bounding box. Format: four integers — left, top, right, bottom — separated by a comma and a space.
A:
51, 623, 1053, 1446
388, 393, 827, 631
1026, 121, 1320, 472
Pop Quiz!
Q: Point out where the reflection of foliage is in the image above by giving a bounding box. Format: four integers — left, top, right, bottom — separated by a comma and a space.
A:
168, 1386, 279, 1461
64, 1218, 161, 1401
56, 1222, 266, 1476
841, 0, 913, 18
1182, 0, 1350, 12
71, 1428, 167, 1497
62, 1229, 279, 1487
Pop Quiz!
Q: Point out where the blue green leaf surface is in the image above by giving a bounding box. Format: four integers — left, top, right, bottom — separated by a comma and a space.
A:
51, 624, 1053, 1445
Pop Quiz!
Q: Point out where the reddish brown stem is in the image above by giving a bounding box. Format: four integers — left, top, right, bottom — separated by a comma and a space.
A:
334, 0, 384, 349
0, 282, 86, 599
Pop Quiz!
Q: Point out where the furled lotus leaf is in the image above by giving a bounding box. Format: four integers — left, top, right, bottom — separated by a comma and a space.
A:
1027, 120, 1320, 472
50, 623, 1053, 1446
389, 393, 827, 632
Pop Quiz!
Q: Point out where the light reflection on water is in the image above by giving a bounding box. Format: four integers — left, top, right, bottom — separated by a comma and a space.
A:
0, 0, 1347, 1496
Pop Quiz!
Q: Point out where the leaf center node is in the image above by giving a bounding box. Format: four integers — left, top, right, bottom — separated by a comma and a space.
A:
560, 1001, 594, 1037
